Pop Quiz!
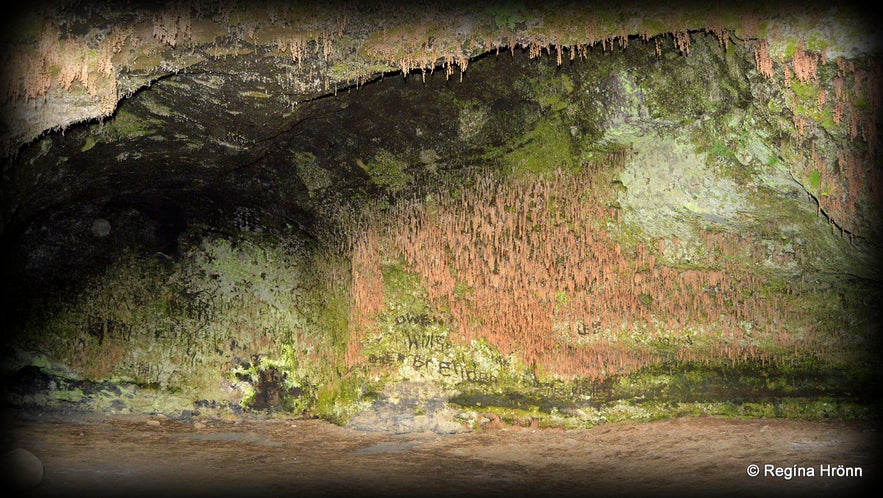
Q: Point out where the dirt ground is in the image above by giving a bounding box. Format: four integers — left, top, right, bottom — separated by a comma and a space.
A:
2, 409, 879, 498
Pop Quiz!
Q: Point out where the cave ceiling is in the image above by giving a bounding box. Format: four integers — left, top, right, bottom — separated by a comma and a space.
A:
1, 0, 881, 293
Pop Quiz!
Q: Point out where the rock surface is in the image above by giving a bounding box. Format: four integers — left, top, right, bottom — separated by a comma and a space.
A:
1, 2, 880, 428
348, 382, 468, 434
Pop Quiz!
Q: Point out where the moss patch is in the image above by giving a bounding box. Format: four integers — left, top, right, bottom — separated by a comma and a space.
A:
11, 228, 352, 416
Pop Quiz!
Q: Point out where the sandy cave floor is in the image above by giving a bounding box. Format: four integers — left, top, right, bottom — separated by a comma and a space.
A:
1, 409, 879, 497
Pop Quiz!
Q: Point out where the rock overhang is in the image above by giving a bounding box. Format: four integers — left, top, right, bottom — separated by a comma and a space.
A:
1, 0, 882, 425
2, 0, 880, 158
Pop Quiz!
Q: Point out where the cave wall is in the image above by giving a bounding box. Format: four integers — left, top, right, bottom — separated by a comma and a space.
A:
1, 1, 881, 428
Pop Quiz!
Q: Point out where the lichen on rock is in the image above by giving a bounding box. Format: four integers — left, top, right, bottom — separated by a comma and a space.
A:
2, 2, 880, 431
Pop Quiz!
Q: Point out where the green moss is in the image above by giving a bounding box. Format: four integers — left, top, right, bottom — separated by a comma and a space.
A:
806, 170, 821, 191
140, 94, 175, 118
357, 149, 412, 194
790, 80, 818, 101
554, 290, 569, 311
381, 260, 431, 311
99, 110, 161, 141
81, 135, 97, 152
636, 35, 741, 122
239, 90, 271, 99
78, 110, 163, 152
456, 100, 490, 142
708, 140, 732, 160
493, 357, 873, 426
485, 3, 525, 31
293, 151, 332, 197
531, 73, 575, 113
318, 292, 351, 358
15, 226, 359, 415
327, 61, 397, 82
453, 280, 474, 301
502, 116, 576, 175
314, 375, 371, 424
447, 345, 879, 426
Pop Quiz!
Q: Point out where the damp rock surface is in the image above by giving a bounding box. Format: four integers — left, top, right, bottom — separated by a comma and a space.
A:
347, 382, 467, 434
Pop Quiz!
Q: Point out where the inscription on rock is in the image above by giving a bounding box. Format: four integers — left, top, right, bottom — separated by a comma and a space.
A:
365, 314, 501, 384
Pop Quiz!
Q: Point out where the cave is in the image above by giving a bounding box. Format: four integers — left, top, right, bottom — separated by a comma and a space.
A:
1, 1, 881, 496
